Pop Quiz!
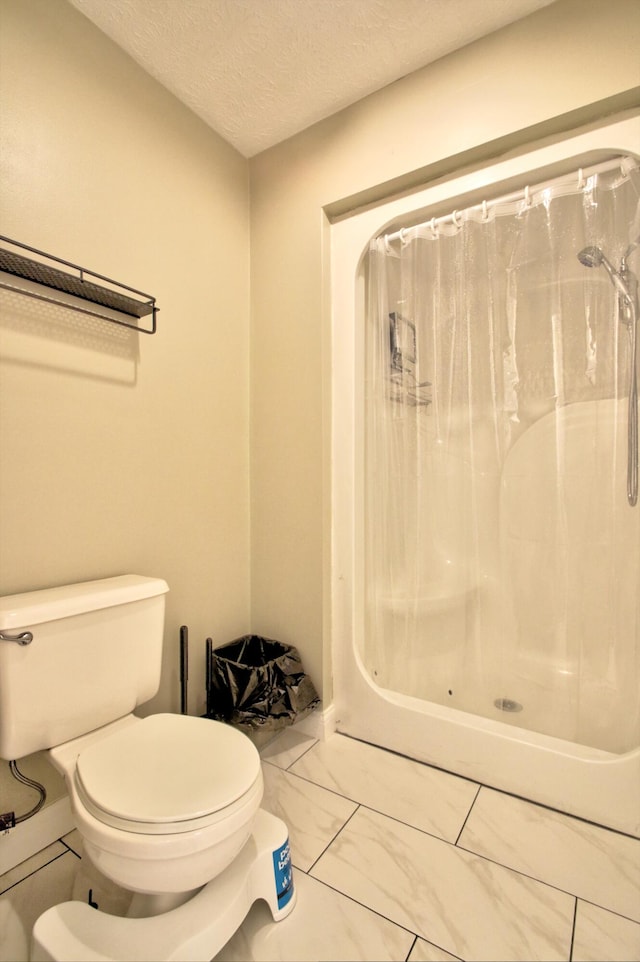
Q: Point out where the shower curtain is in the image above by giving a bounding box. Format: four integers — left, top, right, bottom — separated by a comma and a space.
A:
364, 159, 640, 753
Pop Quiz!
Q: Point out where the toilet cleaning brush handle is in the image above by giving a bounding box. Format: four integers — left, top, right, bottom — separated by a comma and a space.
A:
180, 625, 188, 715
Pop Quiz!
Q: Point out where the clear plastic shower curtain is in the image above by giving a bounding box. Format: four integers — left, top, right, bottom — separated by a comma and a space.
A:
364, 161, 640, 752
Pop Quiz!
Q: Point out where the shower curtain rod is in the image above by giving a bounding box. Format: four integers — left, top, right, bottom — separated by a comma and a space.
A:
382, 155, 636, 246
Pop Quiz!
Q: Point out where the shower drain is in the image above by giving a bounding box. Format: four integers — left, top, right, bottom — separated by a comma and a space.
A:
494, 697, 523, 713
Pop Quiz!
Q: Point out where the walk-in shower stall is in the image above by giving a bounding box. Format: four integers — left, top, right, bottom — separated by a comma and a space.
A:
331, 115, 640, 837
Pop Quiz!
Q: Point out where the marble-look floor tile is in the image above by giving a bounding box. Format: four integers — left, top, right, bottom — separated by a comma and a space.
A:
261, 763, 357, 871
260, 728, 317, 770
572, 900, 640, 962
458, 787, 640, 922
311, 806, 574, 962
213, 868, 414, 961
407, 937, 462, 961
290, 734, 479, 843
0, 850, 78, 962
0, 842, 66, 895
61, 829, 82, 857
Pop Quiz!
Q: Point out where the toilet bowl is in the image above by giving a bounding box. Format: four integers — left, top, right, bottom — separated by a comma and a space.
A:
50, 713, 264, 898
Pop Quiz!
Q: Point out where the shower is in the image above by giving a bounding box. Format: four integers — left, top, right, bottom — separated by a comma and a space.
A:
577, 239, 639, 505
331, 132, 640, 838
357, 153, 640, 754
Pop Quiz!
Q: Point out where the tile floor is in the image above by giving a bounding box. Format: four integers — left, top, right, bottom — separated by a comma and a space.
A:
1, 727, 639, 961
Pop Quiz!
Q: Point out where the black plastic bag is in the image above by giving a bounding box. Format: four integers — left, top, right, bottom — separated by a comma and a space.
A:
206, 635, 319, 733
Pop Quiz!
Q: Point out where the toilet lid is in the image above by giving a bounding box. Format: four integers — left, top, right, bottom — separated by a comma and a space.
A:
75, 714, 261, 830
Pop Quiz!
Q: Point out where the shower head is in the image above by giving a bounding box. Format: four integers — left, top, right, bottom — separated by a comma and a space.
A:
577, 245, 634, 305
578, 246, 605, 268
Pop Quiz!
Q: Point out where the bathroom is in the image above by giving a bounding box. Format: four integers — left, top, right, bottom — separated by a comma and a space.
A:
0, 0, 639, 959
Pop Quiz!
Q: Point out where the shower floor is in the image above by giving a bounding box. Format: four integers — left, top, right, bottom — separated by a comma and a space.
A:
367, 640, 637, 754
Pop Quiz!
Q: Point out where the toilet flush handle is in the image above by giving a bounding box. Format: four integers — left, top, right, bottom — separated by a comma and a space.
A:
0, 631, 33, 645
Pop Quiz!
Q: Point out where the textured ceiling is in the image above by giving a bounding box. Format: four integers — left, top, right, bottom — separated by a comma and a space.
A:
67, 0, 557, 158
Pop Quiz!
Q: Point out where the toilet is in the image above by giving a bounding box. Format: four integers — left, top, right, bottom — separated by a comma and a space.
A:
0, 575, 295, 961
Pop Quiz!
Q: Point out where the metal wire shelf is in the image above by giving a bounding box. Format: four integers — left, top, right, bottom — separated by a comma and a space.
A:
0, 235, 158, 334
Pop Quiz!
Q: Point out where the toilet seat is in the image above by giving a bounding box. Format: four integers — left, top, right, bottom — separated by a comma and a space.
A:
74, 714, 261, 835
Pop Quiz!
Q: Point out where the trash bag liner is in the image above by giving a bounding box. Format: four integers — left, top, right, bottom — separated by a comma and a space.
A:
206, 635, 319, 733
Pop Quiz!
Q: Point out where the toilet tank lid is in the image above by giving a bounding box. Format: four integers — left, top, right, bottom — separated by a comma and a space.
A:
0, 575, 169, 630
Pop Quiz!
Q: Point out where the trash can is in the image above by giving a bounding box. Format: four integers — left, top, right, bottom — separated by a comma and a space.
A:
205, 635, 320, 734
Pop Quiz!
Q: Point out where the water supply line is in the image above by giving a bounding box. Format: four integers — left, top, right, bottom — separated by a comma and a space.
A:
578, 238, 639, 506
1, 760, 47, 829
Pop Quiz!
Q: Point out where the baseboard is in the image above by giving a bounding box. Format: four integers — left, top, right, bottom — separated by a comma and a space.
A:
294, 702, 336, 741
0, 796, 74, 876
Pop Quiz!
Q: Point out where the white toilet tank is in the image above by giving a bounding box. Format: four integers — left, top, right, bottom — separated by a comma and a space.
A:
0, 575, 169, 761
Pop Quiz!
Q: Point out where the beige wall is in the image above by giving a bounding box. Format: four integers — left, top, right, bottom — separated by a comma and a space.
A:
248, 0, 640, 700
0, 0, 250, 719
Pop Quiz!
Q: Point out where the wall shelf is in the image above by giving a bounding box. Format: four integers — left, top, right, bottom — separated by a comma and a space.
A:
0, 236, 158, 334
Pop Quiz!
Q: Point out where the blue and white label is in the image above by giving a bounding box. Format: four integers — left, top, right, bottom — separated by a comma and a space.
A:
272, 838, 293, 909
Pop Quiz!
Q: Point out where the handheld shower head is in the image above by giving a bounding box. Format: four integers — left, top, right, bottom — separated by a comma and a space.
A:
577, 245, 633, 305
577, 246, 605, 268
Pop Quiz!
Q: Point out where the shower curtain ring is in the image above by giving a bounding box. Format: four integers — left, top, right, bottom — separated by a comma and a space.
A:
524, 185, 532, 209
400, 228, 408, 247
452, 209, 463, 228
577, 168, 585, 190
429, 217, 438, 238
482, 200, 489, 221
384, 236, 392, 254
